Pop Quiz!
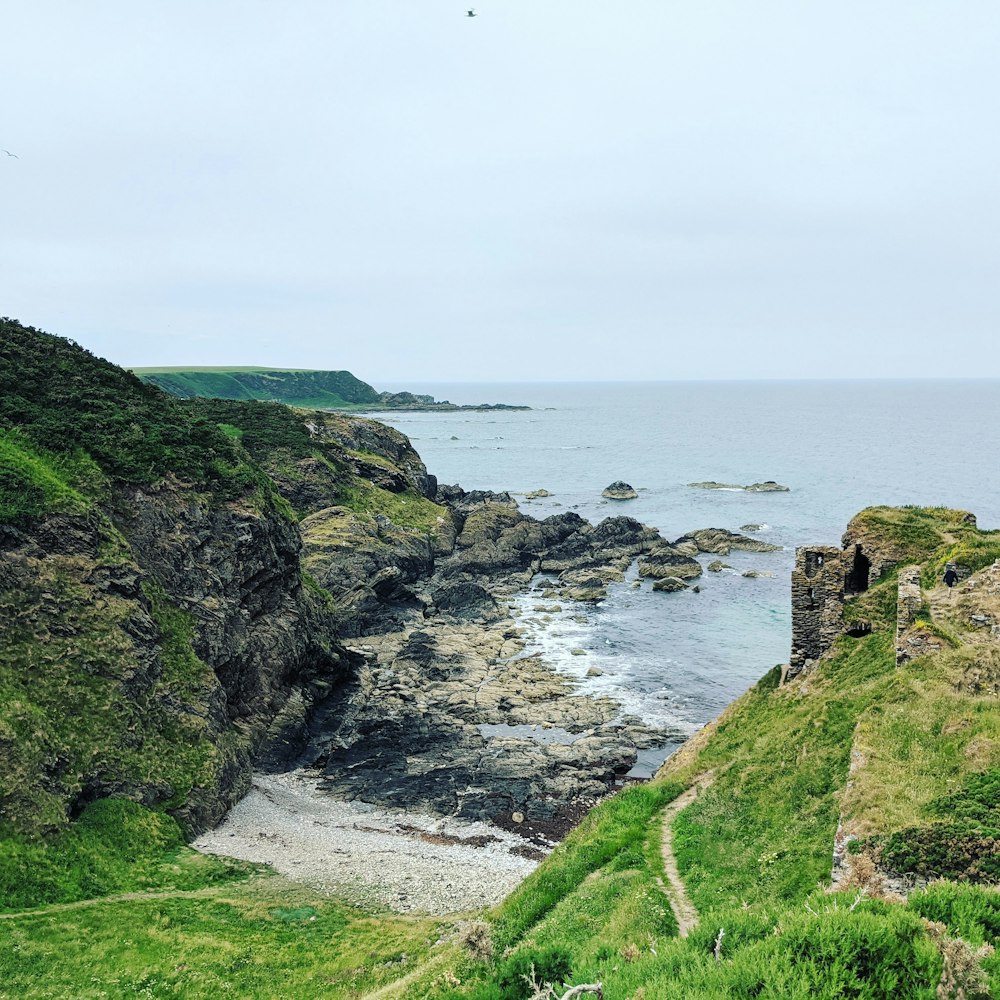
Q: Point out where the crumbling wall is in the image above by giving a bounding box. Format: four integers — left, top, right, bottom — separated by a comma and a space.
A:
895, 566, 944, 665
789, 546, 846, 679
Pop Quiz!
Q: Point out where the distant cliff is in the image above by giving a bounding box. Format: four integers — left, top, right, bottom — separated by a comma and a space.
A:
133, 367, 382, 408
134, 367, 529, 411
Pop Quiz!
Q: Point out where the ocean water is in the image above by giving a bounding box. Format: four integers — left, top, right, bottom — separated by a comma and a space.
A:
370, 380, 1000, 768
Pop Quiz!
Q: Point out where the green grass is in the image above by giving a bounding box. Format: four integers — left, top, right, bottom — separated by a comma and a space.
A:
132, 367, 321, 374
0, 876, 444, 999
842, 650, 1000, 840
338, 480, 449, 536
0, 800, 252, 912
667, 634, 894, 915
0, 319, 254, 489
0, 429, 92, 524
0, 555, 228, 837
492, 782, 682, 954
848, 506, 979, 574
924, 532, 1000, 587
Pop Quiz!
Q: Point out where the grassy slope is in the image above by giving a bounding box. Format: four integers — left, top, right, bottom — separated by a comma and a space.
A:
384, 508, 1000, 999
0, 874, 444, 1000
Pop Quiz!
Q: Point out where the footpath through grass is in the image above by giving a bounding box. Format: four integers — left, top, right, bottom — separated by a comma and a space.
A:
0, 875, 444, 1000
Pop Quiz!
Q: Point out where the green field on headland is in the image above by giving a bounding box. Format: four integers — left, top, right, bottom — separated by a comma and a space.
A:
132, 366, 382, 409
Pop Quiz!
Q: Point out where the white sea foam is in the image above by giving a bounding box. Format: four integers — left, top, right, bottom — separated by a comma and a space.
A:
509, 586, 699, 736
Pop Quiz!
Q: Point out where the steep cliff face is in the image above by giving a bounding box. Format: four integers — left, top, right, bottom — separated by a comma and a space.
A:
0, 321, 347, 837
0, 477, 346, 837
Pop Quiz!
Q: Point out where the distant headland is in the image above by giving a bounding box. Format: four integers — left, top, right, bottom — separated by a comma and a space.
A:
132, 366, 529, 412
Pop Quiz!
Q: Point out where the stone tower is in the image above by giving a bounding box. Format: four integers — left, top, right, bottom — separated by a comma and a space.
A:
788, 546, 846, 679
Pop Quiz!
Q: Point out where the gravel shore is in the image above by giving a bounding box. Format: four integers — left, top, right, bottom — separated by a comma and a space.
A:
193, 770, 545, 914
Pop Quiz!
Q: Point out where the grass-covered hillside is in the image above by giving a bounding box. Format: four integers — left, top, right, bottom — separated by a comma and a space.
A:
134, 367, 382, 409
0, 319, 452, 947
0, 320, 271, 524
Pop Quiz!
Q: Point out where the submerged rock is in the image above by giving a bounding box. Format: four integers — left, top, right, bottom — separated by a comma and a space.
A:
687, 481, 790, 492
601, 481, 638, 500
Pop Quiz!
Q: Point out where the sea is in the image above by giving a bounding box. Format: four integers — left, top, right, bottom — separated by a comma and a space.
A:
368, 380, 1000, 775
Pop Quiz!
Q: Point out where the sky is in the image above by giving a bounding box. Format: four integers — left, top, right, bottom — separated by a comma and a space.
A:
2, 2, 999, 382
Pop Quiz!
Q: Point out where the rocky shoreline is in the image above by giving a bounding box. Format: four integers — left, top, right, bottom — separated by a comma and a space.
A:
175, 411, 785, 909
274, 486, 690, 834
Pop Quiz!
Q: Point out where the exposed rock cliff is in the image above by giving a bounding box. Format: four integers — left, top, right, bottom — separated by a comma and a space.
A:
1, 318, 682, 844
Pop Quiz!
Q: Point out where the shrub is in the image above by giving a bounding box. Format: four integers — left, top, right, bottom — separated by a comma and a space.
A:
497, 947, 572, 1000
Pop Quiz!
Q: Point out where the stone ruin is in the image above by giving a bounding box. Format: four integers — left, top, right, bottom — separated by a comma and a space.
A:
788, 542, 874, 680
787, 522, 972, 678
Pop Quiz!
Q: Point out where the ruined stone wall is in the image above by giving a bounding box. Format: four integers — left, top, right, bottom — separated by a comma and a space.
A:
789, 546, 847, 679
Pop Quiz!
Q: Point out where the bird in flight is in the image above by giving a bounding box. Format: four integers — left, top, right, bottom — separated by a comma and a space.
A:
466, 8, 477, 16
1, 149, 17, 158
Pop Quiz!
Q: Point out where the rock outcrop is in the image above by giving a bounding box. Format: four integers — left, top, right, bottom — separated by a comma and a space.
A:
303, 621, 671, 832
687, 481, 790, 492
638, 545, 703, 581
674, 527, 782, 556
601, 481, 638, 500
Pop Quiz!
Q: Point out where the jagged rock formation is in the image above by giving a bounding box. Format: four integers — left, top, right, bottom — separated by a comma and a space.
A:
637, 545, 703, 581
674, 527, 782, 556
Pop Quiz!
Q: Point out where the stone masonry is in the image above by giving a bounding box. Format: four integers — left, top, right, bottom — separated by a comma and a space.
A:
788, 546, 847, 679
788, 537, 876, 680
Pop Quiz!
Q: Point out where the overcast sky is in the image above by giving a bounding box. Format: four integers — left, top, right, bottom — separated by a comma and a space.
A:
2, 2, 999, 381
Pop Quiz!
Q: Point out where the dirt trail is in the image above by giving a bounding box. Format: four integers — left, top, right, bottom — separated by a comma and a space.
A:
0, 884, 232, 921
659, 774, 713, 938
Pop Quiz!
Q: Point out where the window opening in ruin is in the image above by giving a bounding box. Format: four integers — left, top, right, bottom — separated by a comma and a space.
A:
804, 552, 824, 579
807, 586, 816, 608
844, 545, 871, 595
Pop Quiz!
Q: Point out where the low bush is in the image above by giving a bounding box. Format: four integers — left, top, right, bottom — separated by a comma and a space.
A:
497, 946, 572, 1000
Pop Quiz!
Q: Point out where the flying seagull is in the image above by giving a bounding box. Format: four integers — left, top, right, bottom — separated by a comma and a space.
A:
1, 149, 17, 158
466, 8, 477, 16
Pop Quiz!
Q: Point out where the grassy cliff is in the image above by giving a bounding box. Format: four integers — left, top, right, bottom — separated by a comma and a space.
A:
133, 367, 382, 409
0, 320, 451, 943
369, 507, 1000, 999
